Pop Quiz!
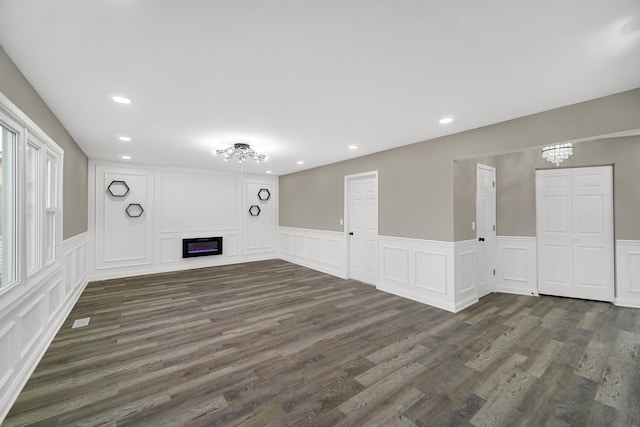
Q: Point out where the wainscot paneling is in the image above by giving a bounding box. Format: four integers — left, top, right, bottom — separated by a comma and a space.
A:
496, 236, 538, 296
89, 162, 278, 281
279, 227, 347, 279
454, 239, 478, 311
378, 236, 457, 312
0, 232, 89, 424
615, 240, 640, 308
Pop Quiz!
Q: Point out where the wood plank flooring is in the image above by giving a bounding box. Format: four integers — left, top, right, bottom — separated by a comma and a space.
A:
4, 259, 640, 426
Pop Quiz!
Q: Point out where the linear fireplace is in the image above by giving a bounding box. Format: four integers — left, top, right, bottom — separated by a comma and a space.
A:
182, 237, 223, 258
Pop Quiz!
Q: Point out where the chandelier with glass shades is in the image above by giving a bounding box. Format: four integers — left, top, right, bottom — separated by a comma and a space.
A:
541, 142, 574, 166
215, 143, 267, 163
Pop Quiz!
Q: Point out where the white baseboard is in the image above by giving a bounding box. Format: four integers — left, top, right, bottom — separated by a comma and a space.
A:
89, 252, 278, 282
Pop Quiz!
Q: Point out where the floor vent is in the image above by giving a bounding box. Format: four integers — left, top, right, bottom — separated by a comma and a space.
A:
72, 317, 90, 328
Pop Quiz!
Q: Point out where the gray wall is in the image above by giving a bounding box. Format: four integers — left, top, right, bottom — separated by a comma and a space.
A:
454, 136, 640, 241
453, 156, 497, 242
280, 88, 640, 241
0, 45, 88, 239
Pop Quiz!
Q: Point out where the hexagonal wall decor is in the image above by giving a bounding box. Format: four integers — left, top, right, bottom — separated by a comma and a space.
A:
126, 203, 144, 218
249, 205, 261, 216
107, 180, 130, 197
258, 188, 271, 201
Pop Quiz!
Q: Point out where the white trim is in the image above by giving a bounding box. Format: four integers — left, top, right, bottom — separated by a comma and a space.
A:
378, 236, 456, 312
454, 239, 478, 311
495, 236, 538, 296
0, 92, 63, 155
614, 239, 640, 309
89, 252, 277, 282
476, 163, 496, 298
0, 233, 89, 424
278, 226, 347, 279
379, 235, 455, 247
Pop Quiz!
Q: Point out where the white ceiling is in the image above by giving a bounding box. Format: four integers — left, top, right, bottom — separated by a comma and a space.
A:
1, 1, 639, 176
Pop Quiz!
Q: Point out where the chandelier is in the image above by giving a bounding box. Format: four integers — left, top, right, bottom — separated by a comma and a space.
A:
215, 143, 267, 163
541, 142, 574, 166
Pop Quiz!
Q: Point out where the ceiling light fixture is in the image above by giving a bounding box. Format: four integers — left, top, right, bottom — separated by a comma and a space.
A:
265, 171, 272, 174
214, 142, 267, 163
542, 143, 574, 166
439, 117, 454, 125
297, 161, 304, 165
112, 95, 132, 104
121, 155, 131, 160
118, 136, 132, 141
348, 145, 358, 150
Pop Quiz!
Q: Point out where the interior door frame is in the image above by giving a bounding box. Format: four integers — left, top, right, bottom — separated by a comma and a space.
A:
476, 163, 497, 298
344, 170, 379, 285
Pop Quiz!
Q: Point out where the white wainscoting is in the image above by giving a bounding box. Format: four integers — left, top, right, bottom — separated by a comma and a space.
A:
454, 239, 478, 311
496, 236, 538, 296
279, 227, 347, 279
378, 236, 456, 312
89, 161, 278, 281
615, 240, 640, 308
0, 232, 89, 423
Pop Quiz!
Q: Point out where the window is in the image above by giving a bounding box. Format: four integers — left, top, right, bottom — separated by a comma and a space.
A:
0, 94, 63, 292
0, 123, 17, 286
45, 154, 58, 264
26, 142, 41, 274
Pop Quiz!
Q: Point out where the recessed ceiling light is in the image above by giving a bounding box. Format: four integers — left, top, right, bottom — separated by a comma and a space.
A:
121, 155, 131, 160
297, 161, 304, 165
439, 117, 454, 125
118, 136, 132, 142
266, 170, 272, 174
348, 145, 358, 150
112, 95, 132, 104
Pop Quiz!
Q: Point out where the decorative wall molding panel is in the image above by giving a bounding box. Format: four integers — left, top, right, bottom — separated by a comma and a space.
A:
378, 236, 457, 312
0, 233, 89, 423
615, 240, 640, 308
496, 236, 538, 296
454, 239, 478, 311
279, 227, 347, 279
243, 180, 276, 255
89, 162, 278, 281
94, 166, 155, 270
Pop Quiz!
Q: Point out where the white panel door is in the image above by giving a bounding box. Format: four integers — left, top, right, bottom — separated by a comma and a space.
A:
476, 164, 496, 298
572, 167, 614, 301
348, 173, 378, 285
536, 169, 573, 297
536, 166, 614, 302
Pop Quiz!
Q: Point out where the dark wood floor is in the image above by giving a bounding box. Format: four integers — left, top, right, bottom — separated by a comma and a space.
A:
4, 259, 640, 426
